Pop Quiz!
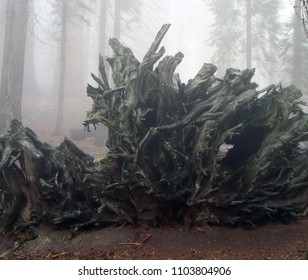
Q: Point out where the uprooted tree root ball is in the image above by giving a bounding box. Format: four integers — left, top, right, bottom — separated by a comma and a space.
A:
0, 24, 308, 234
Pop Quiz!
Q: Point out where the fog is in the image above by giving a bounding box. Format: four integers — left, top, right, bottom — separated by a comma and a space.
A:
0, 0, 306, 149
33, 0, 213, 91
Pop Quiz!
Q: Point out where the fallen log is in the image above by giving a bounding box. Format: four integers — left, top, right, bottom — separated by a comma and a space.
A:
0, 24, 308, 233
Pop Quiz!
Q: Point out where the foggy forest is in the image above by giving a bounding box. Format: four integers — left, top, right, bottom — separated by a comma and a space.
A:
0, 0, 308, 260
0, 0, 307, 138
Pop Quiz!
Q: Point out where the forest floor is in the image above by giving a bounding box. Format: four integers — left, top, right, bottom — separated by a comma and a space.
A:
1, 99, 306, 260
1, 217, 308, 260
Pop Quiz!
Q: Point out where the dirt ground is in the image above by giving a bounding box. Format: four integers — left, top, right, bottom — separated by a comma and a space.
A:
1, 217, 308, 260
1, 98, 306, 260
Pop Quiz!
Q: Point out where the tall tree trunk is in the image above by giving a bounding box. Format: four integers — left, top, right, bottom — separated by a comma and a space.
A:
246, 0, 252, 68
22, 18, 40, 97
113, 0, 121, 40
55, 0, 68, 135
0, 3, 5, 85
99, 0, 107, 57
293, 0, 302, 88
98, 0, 108, 79
65, 4, 86, 99
83, 0, 90, 85
0, 0, 29, 134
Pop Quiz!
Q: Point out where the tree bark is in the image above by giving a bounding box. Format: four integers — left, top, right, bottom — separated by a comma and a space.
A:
55, 0, 68, 135
22, 17, 40, 97
65, 2, 87, 98
98, 0, 108, 81
0, 2, 5, 85
99, 0, 108, 58
293, 0, 302, 88
246, 0, 252, 68
113, 0, 121, 40
0, 0, 30, 134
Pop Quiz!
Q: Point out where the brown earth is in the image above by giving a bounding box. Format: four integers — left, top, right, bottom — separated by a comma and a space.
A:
1, 217, 308, 260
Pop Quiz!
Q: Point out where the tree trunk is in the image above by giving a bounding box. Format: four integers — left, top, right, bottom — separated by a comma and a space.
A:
55, 0, 68, 135
65, 2, 86, 98
0, 2, 5, 85
113, 0, 121, 40
22, 17, 40, 97
0, 0, 29, 134
293, 0, 302, 88
98, 0, 108, 80
99, 0, 108, 58
246, 0, 252, 68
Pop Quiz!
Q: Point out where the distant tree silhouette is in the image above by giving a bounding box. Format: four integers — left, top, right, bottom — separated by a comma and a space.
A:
207, 0, 281, 84
0, 0, 30, 134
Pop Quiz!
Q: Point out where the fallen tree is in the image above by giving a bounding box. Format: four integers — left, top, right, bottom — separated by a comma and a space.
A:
0, 24, 308, 233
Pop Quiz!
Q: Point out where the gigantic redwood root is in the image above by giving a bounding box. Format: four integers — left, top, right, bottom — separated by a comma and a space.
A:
1, 24, 308, 233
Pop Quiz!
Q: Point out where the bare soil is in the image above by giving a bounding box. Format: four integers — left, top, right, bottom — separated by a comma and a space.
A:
1, 217, 308, 260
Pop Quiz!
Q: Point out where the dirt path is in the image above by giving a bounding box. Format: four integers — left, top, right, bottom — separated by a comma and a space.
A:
1, 216, 308, 260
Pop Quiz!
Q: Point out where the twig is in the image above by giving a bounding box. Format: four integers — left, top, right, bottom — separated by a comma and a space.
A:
119, 234, 152, 246
46, 252, 68, 259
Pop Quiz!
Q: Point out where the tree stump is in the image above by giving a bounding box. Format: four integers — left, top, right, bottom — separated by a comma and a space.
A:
0, 24, 308, 233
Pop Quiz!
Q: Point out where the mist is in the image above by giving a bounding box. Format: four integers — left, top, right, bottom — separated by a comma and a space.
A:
0, 0, 306, 149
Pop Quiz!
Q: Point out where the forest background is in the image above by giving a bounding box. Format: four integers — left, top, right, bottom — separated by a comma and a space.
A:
0, 0, 307, 147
